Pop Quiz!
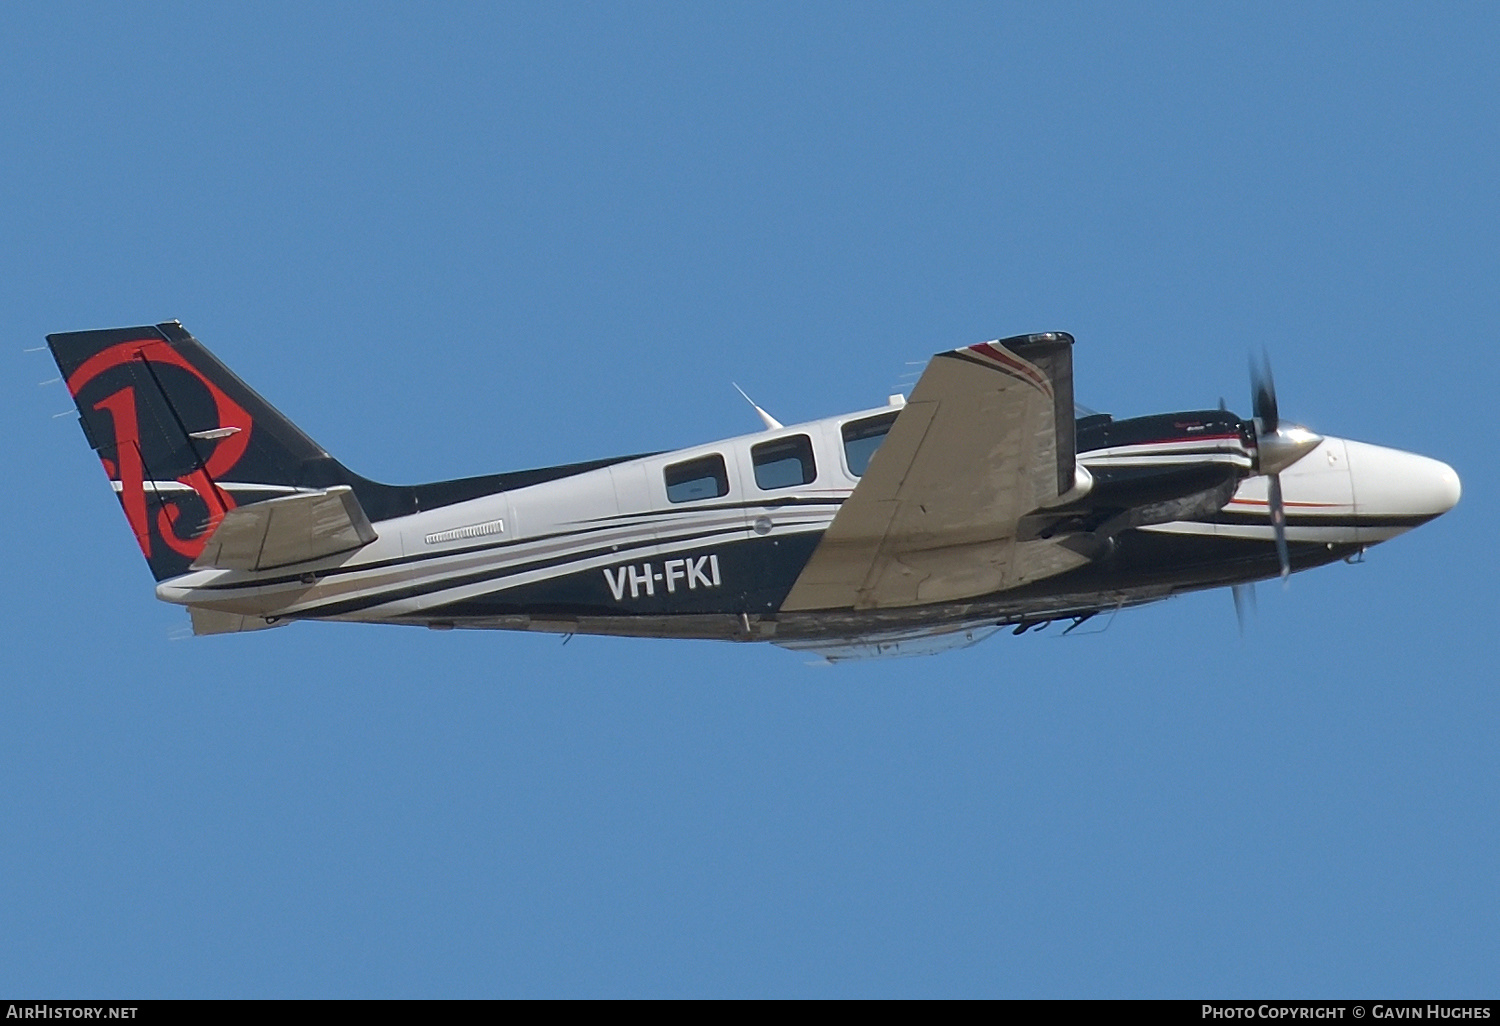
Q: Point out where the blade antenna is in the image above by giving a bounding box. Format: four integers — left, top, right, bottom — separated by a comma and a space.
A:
732, 383, 783, 431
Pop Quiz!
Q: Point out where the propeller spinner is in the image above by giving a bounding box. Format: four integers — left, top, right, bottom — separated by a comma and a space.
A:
1247, 352, 1322, 579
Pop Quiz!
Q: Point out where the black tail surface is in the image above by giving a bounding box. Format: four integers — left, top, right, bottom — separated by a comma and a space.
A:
48, 322, 358, 580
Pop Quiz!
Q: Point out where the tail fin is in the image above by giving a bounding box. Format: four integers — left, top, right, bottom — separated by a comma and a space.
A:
48, 321, 361, 581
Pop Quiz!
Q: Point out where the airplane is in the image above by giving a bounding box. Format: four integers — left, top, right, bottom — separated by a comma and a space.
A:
45, 323, 1460, 659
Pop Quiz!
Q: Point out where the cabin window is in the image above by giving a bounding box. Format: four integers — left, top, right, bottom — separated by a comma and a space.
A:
841, 412, 898, 477
664, 454, 729, 503
752, 434, 816, 490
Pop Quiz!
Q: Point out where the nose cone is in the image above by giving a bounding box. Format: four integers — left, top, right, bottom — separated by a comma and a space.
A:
1433, 460, 1462, 513
1343, 439, 1461, 539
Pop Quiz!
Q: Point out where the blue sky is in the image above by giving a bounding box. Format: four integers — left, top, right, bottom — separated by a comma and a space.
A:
3, 2, 1496, 997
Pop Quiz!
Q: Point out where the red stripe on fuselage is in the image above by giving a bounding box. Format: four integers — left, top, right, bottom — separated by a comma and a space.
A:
1228, 498, 1340, 508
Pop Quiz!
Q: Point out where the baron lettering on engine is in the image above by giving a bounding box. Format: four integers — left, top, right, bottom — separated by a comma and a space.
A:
44, 323, 1460, 659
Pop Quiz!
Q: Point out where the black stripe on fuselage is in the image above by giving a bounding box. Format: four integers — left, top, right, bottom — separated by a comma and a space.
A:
1205, 511, 1439, 529
377, 527, 1362, 642
421, 530, 826, 621
283, 524, 826, 621
193, 496, 842, 592
273, 504, 1390, 625
300, 514, 1356, 628
281, 527, 735, 619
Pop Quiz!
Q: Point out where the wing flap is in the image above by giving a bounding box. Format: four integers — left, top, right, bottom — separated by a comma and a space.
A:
192, 485, 378, 571
783, 333, 1087, 611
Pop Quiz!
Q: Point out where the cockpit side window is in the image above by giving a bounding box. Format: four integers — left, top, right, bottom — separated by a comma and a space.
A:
752, 434, 816, 490
664, 454, 729, 503
841, 412, 898, 477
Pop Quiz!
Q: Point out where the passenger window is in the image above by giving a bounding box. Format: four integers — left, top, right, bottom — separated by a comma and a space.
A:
664, 454, 729, 503
842, 412, 898, 477
752, 434, 816, 490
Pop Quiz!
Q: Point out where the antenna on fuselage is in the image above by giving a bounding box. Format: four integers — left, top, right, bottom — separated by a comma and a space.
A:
732, 383, 783, 431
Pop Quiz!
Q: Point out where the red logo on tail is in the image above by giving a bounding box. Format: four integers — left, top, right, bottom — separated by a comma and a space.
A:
67, 340, 254, 560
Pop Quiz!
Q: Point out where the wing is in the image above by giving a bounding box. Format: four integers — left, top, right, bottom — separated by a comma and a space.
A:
782, 332, 1089, 611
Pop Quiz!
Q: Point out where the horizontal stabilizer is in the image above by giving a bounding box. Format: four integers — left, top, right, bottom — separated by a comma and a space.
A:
188, 607, 287, 635
193, 485, 377, 571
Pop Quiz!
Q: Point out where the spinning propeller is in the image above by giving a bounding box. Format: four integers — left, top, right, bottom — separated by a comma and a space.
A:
1245, 352, 1322, 581
1228, 353, 1320, 634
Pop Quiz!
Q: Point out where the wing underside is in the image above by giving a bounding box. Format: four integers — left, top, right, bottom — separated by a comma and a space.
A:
782, 332, 1088, 611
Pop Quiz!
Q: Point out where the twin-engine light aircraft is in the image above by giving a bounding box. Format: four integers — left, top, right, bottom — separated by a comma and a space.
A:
47, 324, 1459, 659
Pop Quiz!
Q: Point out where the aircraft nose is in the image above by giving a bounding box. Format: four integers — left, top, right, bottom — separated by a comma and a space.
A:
1432, 460, 1462, 514
1344, 439, 1461, 534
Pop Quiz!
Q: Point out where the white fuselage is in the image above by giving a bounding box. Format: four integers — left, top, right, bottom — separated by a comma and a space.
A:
154, 403, 1460, 650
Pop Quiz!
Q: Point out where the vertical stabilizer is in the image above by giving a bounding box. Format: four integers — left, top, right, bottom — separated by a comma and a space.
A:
47, 322, 355, 581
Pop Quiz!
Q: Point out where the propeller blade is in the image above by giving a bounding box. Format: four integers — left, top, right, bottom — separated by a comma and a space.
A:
1250, 350, 1278, 432
1242, 351, 1310, 584
1268, 472, 1290, 580
1231, 582, 1258, 635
